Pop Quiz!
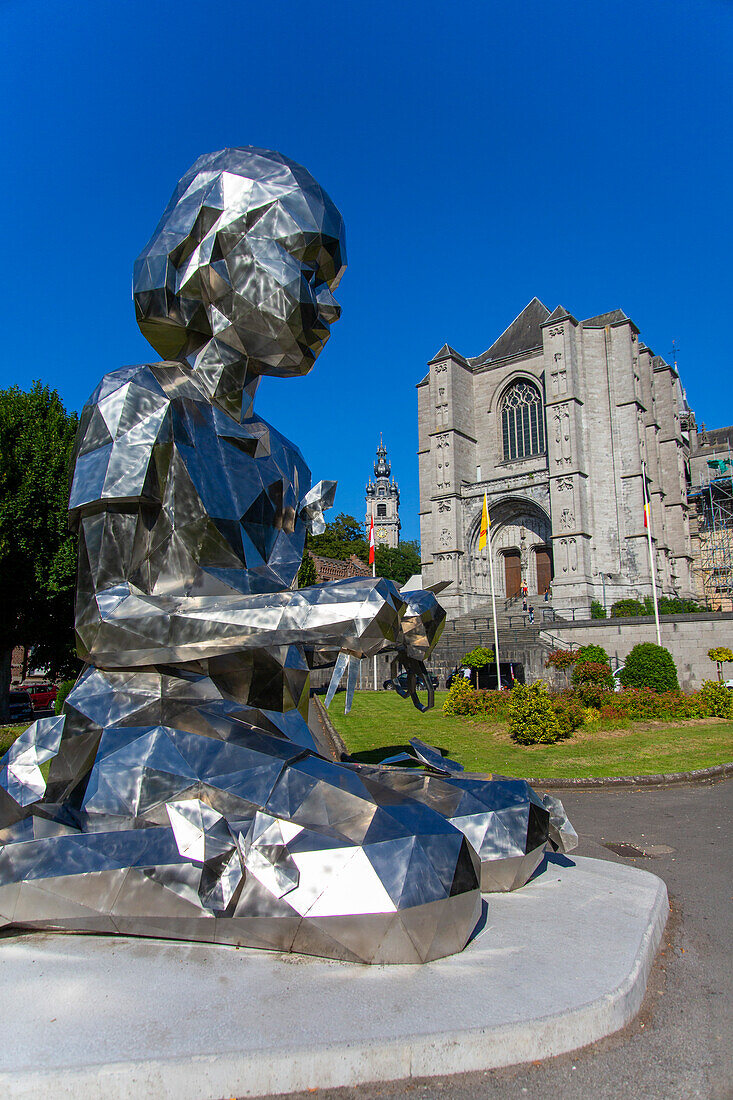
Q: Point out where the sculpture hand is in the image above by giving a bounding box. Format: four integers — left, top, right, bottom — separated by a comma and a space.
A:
395, 589, 446, 662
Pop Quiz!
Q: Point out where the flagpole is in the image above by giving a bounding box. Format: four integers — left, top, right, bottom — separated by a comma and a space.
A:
642, 461, 662, 646
368, 514, 377, 691
372, 557, 378, 692
480, 493, 501, 689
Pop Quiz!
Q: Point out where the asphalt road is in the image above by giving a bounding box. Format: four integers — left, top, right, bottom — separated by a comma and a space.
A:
252, 778, 733, 1100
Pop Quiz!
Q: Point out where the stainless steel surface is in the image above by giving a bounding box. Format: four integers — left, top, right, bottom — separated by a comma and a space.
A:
0, 146, 574, 963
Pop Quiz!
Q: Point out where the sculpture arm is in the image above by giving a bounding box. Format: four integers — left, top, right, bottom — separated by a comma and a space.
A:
77, 576, 407, 667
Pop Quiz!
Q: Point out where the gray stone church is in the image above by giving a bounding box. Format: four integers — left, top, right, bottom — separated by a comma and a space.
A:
418, 299, 696, 618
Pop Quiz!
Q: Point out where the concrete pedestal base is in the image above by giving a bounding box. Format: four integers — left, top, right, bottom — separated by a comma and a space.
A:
1, 856, 668, 1099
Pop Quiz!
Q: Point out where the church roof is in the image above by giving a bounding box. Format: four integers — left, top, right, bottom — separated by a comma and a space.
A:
705, 426, 733, 450
469, 298, 551, 366
428, 343, 469, 365
581, 308, 629, 328
544, 304, 575, 324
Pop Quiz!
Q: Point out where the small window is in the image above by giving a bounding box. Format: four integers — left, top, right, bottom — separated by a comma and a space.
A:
377, 504, 387, 517
501, 381, 545, 461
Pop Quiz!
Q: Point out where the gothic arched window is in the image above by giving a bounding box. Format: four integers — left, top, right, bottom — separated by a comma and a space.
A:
501, 380, 545, 461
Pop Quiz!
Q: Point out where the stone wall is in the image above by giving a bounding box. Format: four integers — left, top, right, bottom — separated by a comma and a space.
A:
542, 612, 733, 690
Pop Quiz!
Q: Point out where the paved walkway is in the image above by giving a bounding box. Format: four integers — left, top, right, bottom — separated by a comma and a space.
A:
257, 778, 732, 1100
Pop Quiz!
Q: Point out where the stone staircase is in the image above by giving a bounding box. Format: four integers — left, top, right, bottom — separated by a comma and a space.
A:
429, 598, 567, 684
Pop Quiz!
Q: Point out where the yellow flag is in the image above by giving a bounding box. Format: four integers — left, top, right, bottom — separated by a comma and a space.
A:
479, 492, 489, 550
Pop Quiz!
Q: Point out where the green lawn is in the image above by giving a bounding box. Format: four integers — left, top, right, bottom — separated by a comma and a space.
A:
327, 691, 733, 778
3, 698, 732, 780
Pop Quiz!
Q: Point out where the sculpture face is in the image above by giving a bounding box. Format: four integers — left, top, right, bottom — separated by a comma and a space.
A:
133, 147, 347, 379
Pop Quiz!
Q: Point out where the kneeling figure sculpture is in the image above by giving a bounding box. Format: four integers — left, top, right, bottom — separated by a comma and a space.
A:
0, 148, 575, 963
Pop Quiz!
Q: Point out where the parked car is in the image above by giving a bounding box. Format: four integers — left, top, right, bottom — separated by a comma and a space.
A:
7, 690, 34, 723
20, 681, 58, 711
383, 671, 438, 692
447, 663, 523, 690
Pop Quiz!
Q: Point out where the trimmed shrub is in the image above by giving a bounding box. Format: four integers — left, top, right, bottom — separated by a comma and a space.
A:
576, 644, 611, 667
619, 643, 679, 692
509, 682, 567, 745
573, 659, 613, 690
551, 697, 585, 737
657, 596, 705, 615
611, 599, 646, 618
699, 679, 733, 718
590, 600, 607, 619
612, 596, 706, 618
545, 649, 576, 689
54, 679, 76, 715
442, 677, 475, 716
443, 683, 512, 720
574, 682, 613, 708
708, 647, 733, 681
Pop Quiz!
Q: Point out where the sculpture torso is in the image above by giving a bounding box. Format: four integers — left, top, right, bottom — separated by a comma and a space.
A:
72, 361, 312, 634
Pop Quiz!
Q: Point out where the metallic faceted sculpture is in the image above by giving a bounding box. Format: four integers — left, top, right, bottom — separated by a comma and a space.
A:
0, 147, 575, 963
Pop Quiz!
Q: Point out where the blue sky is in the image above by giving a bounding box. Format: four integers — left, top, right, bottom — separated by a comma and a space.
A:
1, 0, 731, 541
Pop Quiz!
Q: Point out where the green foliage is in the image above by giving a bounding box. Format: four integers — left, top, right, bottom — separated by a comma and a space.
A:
297, 549, 318, 587
611, 596, 706, 618
545, 649, 576, 672
572, 660, 614, 692
590, 599, 607, 619
442, 683, 512, 720
508, 681, 567, 745
309, 513, 369, 563
545, 648, 576, 689
707, 647, 733, 680
54, 679, 77, 715
698, 680, 733, 718
575, 644, 610, 667
574, 681, 613, 708
442, 677, 475, 716
657, 596, 705, 615
551, 695, 585, 737
619, 643, 679, 692
708, 646, 733, 664
308, 515, 421, 586
0, 383, 80, 708
374, 540, 422, 586
461, 646, 494, 669
610, 598, 646, 618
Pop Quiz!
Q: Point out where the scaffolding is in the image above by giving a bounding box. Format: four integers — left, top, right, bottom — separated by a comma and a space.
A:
689, 448, 733, 611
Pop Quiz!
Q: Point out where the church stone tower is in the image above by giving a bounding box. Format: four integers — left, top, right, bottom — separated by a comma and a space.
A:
365, 434, 400, 549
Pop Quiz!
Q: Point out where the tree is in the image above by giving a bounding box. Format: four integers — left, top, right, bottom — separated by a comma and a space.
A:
374, 539, 421, 587
462, 645, 494, 689
707, 646, 733, 682
309, 513, 369, 563
297, 548, 317, 587
0, 383, 79, 719
309, 514, 422, 588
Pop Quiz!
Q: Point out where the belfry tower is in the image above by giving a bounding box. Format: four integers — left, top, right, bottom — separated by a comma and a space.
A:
365, 434, 400, 549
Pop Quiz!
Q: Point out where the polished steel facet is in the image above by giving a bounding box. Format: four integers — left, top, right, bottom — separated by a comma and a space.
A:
0, 147, 574, 963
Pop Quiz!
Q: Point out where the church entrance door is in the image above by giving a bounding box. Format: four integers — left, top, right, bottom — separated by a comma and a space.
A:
536, 547, 553, 594
504, 550, 521, 598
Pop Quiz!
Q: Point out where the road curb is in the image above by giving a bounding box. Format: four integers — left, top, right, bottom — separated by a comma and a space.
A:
521, 761, 733, 789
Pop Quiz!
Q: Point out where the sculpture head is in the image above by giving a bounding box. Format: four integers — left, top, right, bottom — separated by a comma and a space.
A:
133, 147, 346, 417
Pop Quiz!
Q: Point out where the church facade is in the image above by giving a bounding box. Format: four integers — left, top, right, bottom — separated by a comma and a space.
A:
365, 436, 401, 549
418, 299, 696, 619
